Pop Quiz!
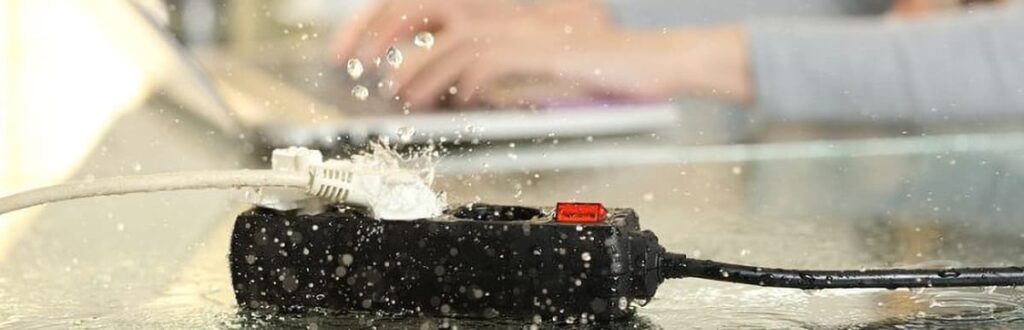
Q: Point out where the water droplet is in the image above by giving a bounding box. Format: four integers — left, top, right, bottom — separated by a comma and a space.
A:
581, 252, 592, 261
132, 163, 142, 172
346, 58, 363, 79
116, 223, 125, 231
341, 254, 354, 266
245, 255, 257, 264
398, 126, 416, 143
642, 193, 654, 201
385, 46, 403, 68
352, 85, 369, 100
448, 86, 458, 95
414, 31, 434, 49
731, 166, 743, 175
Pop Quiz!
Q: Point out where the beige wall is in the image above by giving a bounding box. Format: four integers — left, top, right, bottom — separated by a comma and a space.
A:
0, 0, 176, 249
0, 0, 171, 195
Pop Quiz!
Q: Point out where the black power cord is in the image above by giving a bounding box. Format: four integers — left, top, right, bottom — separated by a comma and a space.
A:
661, 252, 1024, 289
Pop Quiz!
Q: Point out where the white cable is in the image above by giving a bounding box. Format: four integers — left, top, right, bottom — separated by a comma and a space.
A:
0, 170, 308, 216
0, 147, 445, 219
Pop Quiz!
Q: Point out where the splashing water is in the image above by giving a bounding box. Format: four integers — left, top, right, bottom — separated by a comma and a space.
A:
346, 58, 363, 80
398, 126, 416, 143
414, 32, 435, 50
326, 139, 445, 219
351, 85, 369, 100
385, 46, 403, 68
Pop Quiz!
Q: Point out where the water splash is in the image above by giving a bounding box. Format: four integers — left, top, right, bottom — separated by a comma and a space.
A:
328, 138, 445, 219
385, 46, 403, 68
351, 85, 369, 101
414, 32, 434, 50
397, 126, 416, 143
346, 58, 363, 80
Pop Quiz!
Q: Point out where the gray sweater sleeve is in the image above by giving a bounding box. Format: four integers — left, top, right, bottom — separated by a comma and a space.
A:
748, 3, 1024, 121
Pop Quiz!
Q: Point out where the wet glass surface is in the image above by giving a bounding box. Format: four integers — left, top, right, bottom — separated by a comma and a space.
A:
4, 108, 1024, 329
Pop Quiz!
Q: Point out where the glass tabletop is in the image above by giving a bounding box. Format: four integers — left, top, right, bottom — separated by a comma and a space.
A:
3, 105, 1024, 329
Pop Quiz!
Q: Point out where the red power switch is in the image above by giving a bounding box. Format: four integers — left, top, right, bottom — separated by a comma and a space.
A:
555, 202, 608, 223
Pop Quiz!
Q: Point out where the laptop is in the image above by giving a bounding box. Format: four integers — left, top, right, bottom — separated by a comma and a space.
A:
134, 1, 681, 149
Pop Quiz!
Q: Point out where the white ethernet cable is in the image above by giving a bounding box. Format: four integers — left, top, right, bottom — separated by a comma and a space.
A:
0, 147, 443, 219
0, 170, 309, 215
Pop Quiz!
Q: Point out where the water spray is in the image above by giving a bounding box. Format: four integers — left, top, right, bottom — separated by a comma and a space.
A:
1, 147, 1023, 324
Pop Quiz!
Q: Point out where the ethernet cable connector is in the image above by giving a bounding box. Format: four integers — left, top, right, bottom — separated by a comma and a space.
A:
244, 147, 323, 211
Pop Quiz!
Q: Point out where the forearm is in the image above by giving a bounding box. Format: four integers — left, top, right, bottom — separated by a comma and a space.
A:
659, 26, 753, 105
745, 3, 1024, 121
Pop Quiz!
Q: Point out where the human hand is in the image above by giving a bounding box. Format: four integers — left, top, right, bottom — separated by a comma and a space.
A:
394, 25, 752, 109
333, 0, 608, 64
332, 0, 751, 108
332, 0, 619, 108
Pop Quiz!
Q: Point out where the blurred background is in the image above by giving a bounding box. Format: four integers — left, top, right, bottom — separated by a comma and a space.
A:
4, 0, 1024, 328
3, 0, 1016, 200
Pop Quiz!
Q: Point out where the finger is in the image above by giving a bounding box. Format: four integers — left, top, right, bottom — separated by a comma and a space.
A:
330, 1, 387, 64
398, 43, 482, 108
390, 29, 471, 92
364, 3, 440, 59
454, 60, 504, 107
456, 49, 547, 107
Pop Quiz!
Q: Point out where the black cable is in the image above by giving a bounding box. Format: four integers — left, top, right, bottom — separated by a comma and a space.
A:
661, 253, 1024, 289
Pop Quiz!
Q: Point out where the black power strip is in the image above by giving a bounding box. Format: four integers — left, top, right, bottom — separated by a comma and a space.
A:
230, 203, 662, 322
229, 202, 1024, 323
